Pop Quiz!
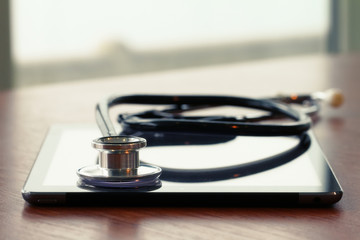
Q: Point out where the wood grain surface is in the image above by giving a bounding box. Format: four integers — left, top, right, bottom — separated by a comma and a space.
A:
1, 54, 359, 240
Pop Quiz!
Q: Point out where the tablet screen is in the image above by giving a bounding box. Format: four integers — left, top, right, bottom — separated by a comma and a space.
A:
37, 124, 331, 192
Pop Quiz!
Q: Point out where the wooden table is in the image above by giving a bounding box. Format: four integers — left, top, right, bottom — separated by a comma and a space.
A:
1, 54, 359, 239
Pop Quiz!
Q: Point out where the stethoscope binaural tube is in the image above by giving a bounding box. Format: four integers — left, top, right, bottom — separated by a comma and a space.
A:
98, 94, 312, 136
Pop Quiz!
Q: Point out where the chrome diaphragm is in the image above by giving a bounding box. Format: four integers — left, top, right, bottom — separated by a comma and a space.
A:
77, 136, 161, 188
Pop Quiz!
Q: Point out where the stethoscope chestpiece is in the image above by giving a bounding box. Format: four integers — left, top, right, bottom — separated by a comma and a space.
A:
77, 136, 162, 188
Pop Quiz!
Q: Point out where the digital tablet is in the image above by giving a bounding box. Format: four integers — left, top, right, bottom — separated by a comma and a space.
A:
22, 124, 343, 206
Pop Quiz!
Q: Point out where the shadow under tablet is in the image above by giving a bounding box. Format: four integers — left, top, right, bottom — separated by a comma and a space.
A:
22, 124, 343, 206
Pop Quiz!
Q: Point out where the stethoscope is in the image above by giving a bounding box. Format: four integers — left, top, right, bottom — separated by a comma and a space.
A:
77, 89, 343, 188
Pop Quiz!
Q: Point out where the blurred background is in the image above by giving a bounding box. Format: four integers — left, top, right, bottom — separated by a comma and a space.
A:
0, 0, 359, 90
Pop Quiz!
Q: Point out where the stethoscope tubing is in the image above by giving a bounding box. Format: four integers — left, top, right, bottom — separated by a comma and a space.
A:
96, 94, 312, 137
158, 133, 311, 182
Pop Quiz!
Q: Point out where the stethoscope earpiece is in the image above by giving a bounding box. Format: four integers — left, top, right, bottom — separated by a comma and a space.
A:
77, 136, 162, 188
313, 88, 344, 108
